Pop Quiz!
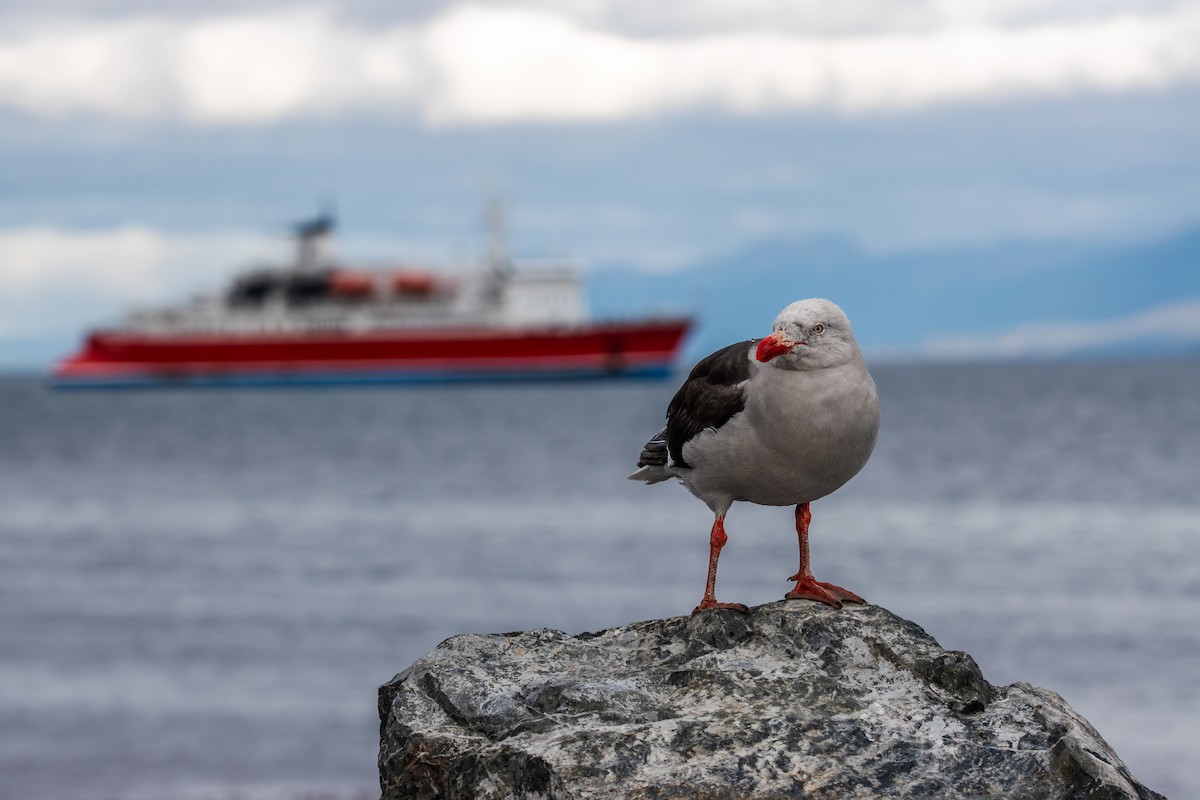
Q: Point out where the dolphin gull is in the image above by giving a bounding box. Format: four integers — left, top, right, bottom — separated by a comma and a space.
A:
629, 298, 880, 613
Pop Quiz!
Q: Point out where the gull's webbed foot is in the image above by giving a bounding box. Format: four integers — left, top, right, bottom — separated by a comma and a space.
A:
692, 598, 750, 615
784, 575, 865, 608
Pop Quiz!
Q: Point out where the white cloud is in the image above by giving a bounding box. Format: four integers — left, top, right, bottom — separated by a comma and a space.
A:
533, 0, 1198, 36
905, 298, 1200, 360
0, 226, 279, 336
174, 11, 421, 123
0, 224, 472, 344
0, 10, 421, 123
0, 4, 1197, 125
14, 0, 1195, 37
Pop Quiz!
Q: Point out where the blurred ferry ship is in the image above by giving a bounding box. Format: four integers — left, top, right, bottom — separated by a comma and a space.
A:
52, 215, 692, 387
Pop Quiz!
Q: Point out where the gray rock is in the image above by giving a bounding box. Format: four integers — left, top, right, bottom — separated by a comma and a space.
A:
378, 602, 1164, 799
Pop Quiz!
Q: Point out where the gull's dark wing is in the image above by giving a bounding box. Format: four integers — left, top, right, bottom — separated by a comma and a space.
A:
665, 340, 757, 468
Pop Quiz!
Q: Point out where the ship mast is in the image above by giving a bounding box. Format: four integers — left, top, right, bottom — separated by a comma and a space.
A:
481, 196, 513, 304
484, 196, 513, 278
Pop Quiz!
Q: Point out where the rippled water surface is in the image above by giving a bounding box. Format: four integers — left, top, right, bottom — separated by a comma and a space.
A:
2, 361, 1198, 799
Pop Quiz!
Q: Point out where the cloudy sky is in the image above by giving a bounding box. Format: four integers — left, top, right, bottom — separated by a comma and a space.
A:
2, 0, 1199, 366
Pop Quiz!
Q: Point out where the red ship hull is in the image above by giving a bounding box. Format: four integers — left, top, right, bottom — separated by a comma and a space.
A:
52, 319, 692, 387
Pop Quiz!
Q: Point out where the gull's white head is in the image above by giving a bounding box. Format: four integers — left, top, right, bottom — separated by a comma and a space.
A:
755, 298, 861, 371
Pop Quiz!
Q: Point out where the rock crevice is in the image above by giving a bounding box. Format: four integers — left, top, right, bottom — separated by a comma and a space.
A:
379, 602, 1164, 799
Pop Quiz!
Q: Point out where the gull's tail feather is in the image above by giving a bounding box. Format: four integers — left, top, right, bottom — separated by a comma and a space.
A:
628, 428, 672, 483
627, 464, 673, 484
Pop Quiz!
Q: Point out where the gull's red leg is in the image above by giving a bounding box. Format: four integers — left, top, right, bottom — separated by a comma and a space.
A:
693, 515, 749, 614
785, 502, 864, 608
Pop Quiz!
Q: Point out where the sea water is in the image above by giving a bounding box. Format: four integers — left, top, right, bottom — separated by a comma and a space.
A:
1, 362, 1197, 799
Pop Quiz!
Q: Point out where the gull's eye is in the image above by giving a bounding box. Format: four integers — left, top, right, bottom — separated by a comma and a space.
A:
811, 323, 826, 335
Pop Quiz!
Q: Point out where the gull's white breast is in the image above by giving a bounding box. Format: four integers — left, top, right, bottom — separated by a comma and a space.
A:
678, 358, 880, 512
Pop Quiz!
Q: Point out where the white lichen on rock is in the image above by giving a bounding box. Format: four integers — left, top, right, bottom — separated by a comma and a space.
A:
378, 602, 1164, 799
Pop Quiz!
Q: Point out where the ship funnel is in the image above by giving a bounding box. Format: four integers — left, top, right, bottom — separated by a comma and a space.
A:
294, 212, 335, 271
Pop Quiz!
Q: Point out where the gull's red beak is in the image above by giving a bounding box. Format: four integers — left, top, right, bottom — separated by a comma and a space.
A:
756, 332, 802, 362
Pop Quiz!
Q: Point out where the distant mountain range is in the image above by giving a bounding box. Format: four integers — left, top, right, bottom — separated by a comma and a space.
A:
3, 224, 1197, 372
588, 227, 1200, 361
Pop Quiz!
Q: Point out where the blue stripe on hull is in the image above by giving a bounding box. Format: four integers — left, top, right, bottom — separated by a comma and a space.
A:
51, 364, 675, 389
